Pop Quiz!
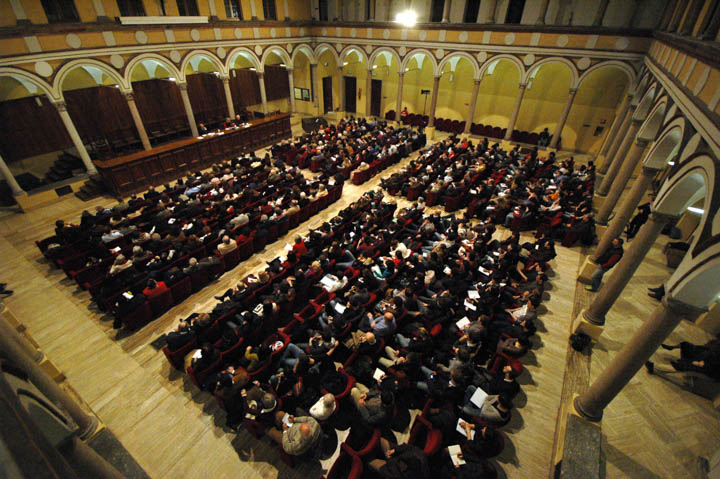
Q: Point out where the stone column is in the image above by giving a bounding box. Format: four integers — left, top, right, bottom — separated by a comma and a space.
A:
286, 68, 296, 113
595, 138, 649, 224
550, 87, 577, 149
91, 0, 111, 22
395, 72, 405, 120
257, 72, 268, 114
0, 316, 98, 439
599, 103, 636, 175
283, 0, 290, 20
207, 0, 218, 19
583, 211, 676, 325
464, 78, 482, 134
575, 296, 702, 421
221, 76, 235, 119
365, 68, 372, 117
427, 75, 441, 128
124, 92, 151, 151
598, 93, 632, 161
337, 0, 343, 20
504, 83, 527, 140
442, 0, 452, 22
597, 118, 641, 196
177, 83, 199, 137
592, 165, 659, 262
482, 0, 497, 22
369, 0, 376, 20
9, 0, 31, 24
310, 63, 321, 115
0, 154, 24, 196
592, 0, 610, 25
249, 0, 258, 20
536, 0, 550, 24
337, 67, 345, 114
54, 101, 97, 175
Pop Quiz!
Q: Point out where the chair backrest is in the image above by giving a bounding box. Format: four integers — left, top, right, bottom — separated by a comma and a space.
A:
170, 276, 192, 304
149, 289, 174, 317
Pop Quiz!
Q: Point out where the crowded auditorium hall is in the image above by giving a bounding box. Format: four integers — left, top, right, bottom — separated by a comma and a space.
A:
0, 1, 719, 479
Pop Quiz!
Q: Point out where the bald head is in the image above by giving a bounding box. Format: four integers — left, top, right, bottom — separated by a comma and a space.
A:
299, 423, 311, 436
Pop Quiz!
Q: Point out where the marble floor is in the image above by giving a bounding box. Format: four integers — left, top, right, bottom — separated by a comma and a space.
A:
0, 119, 717, 479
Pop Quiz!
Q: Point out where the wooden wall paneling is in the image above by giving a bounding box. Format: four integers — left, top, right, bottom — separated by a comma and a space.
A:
158, 152, 177, 182
132, 79, 188, 141
186, 73, 227, 128
229, 69, 261, 112
263, 65, 290, 103
129, 162, 150, 190
0, 96, 73, 162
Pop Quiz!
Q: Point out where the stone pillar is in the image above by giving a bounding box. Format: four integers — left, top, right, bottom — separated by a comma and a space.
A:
442, 0, 452, 22
9, 0, 31, 24
207, 0, 218, 19
91, 0, 111, 22
249, 0, 258, 20
221, 77, 235, 119
598, 103, 636, 176
0, 316, 98, 439
591, 165, 659, 262
482, 0, 497, 22
575, 296, 702, 421
369, 0, 376, 20
0, 154, 24, 196
593, 0, 610, 25
337, 0, 343, 20
257, 72, 268, 114
598, 93, 632, 161
365, 68, 372, 117
310, 63, 321, 115
395, 72, 405, 121
536, 0, 550, 24
595, 138, 649, 224
464, 78, 482, 134
177, 83, 199, 137
337, 68, 345, 114
549, 87, 577, 149
504, 82, 527, 140
286, 68, 296, 113
583, 211, 676, 325
427, 75, 441, 128
659, 0, 678, 29
283, 0, 290, 20
555, 0, 569, 25
597, 118, 640, 197
124, 92, 151, 151
58, 436, 125, 479
54, 101, 97, 175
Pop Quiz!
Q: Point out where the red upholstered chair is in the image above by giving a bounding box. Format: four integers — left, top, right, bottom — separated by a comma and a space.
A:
406, 184, 423, 201
189, 268, 211, 292
408, 415, 443, 456
236, 238, 254, 261
170, 276, 192, 304
344, 427, 382, 457
121, 301, 152, 330
444, 194, 463, 212
186, 355, 222, 389
321, 367, 356, 401
162, 336, 197, 370
425, 191, 440, 207
222, 247, 241, 271
149, 289, 174, 317
324, 444, 363, 479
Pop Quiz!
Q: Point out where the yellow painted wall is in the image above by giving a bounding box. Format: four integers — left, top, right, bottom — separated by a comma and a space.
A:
401, 55, 434, 116
23, 0, 50, 24
0, 77, 34, 100
317, 49, 339, 113
436, 58, 475, 121
370, 55, 400, 117
339, 50, 368, 115
292, 50, 315, 115
0, 2, 17, 26
515, 63, 572, 137
473, 60, 521, 128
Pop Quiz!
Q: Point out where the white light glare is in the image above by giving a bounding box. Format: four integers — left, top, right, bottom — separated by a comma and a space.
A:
395, 10, 417, 27
168, 77, 177, 82
687, 206, 704, 215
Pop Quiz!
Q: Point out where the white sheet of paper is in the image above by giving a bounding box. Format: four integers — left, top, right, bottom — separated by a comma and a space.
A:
320, 275, 335, 289
456, 317, 471, 329
334, 303, 346, 314
470, 386, 489, 409
373, 368, 384, 381
443, 266, 452, 275
468, 290, 480, 299
282, 413, 293, 427
464, 300, 477, 311
478, 266, 491, 276
192, 349, 202, 359
448, 445, 465, 467
456, 418, 476, 440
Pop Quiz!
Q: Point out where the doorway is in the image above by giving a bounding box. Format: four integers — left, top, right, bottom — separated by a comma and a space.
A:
322, 76, 333, 114
370, 79, 382, 117
344, 76, 357, 114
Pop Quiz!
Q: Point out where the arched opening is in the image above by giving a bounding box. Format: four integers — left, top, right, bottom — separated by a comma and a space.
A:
262, 50, 291, 114
292, 48, 315, 115
473, 58, 522, 134
569, 66, 630, 153
339, 48, 368, 115
316, 47, 339, 114
128, 57, 189, 146
401, 52, 435, 119
227, 50, 263, 119
516, 62, 573, 147
0, 73, 71, 199
183, 53, 228, 129
369, 50, 400, 119
435, 56, 476, 129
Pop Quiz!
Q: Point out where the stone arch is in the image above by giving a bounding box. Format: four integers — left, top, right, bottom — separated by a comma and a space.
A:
642, 119, 688, 172
578, 61, 635, 90
369, 47, 402, 70
125, 53, 181, 84
180, 50, 226, 81
54, 59, 130, 95
524, 57, 579, 88
0, 67, 58, 101
632, 83, 659, 120
400, 49, 439, 76
478, 54, 524, 80
261, 46, 292, 71
438, 52, 480, 80
291, 44, 316, 65
226, 47, 261, 72
637, 95, 670, 141
314, 43, 340, 65
339, 46, 369, 68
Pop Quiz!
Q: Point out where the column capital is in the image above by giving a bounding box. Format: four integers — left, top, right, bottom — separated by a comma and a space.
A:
398, 71, 405, 77
176, 81, 188, 91
518, 82, 528, 89
285, 66, 294, 72
649, 209, 679, 224
473, 78, 482, 85
124, 92, 135, 102
256, 70, 265, 77
641, 164, 662, 175
221, 75, 230, 83
663, 295, 707, 319
635, 138, 650, 148
52, 100, 67, 111
630, 117, 643, 125
569, 87, 579, 94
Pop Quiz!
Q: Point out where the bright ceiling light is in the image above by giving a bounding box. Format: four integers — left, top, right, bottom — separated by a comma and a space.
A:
395, 10, 417, 27
687, 206, 704, 215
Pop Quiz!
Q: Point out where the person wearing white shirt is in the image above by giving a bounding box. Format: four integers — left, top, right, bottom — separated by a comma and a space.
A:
309, 393, 336, 421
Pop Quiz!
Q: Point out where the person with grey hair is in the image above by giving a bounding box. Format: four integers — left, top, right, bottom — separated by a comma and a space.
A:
217, 235, 237, 256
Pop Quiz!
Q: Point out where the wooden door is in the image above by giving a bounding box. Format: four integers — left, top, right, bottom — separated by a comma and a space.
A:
322, 76, 333, 114
344, 76, 357, 114
370, 79, 382, 117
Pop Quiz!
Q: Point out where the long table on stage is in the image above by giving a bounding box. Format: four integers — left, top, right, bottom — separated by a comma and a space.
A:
94, 113, 291, 197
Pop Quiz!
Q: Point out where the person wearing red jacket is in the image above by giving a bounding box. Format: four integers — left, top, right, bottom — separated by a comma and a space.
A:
586, 237, 624, 292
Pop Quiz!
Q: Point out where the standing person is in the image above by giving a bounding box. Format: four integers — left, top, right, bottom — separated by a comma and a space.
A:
625, 201, 652, 239
586, 238, 624, 292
